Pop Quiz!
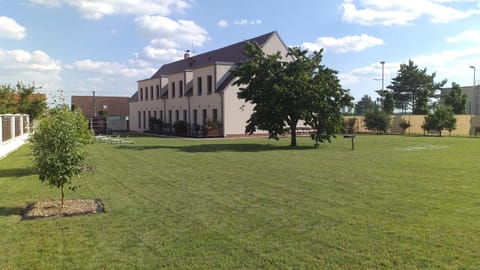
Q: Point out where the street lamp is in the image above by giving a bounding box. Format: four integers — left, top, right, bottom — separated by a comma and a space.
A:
470, 66, 476, 87
470, 66, 476, 114
380, 61, 385, 92
375, 61, 386, 104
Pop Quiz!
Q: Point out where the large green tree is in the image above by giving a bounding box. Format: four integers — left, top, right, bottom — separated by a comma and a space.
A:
382, 91, 395, 114
354, 95, 377, 114
232, 43, 352, 147
443, 82, 467, 114
31, 105, 93, 205
388, 60, 446, 114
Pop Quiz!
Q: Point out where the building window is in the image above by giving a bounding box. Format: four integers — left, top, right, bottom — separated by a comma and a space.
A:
171, 82, 176, 98
143, 111, 146, 129
160, 110, 163, 121
202, 109, 207, 124
193, 109, 198, 125
207, 75, 213, 94
145, 88, 148, 101
175, 110, 179, 121
156, 85, 160, 99
138, 111, 141, 129
213, 109, 218, 121
148, 111, 151, 129
140, 88, 143, 101
154, 111, 157, 119
183, 110, 187, 121
150, 86, 154, 101
197, 77, 202, 96
179, 80, 183, 97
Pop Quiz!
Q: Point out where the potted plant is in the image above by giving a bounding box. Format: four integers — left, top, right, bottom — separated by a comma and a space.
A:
203, 119, 222, 137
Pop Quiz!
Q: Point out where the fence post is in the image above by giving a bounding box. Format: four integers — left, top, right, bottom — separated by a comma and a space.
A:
10, 115, 15, 141
19, 115, 24, 136
25, 115, 30, 134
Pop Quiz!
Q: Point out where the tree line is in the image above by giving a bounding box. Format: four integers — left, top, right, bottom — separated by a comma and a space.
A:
352, 60, 467, 136
0, 82, 47, 120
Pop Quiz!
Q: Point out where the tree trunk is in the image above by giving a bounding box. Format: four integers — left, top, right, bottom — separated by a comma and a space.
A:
290, 124, 297, 147
61, 185, 64, 206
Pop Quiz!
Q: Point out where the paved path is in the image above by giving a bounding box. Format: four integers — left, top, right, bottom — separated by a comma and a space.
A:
0, 134, 29, 160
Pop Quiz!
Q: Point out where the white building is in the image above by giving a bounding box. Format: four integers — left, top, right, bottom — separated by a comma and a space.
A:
129, 31, 290, 137
440, 85, 480, 114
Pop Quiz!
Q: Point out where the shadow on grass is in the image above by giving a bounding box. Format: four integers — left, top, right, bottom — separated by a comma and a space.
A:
0, 207, 24, 217
0, 168, 35, 179
115, 143, 314, 153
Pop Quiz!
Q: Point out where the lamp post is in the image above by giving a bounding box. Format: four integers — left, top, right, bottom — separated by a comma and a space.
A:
375, 61, 386, 106
380, 61, 385, 92
470, 66, 476, 114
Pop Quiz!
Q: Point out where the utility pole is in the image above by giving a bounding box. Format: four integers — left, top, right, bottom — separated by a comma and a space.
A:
470, 66, 476, 114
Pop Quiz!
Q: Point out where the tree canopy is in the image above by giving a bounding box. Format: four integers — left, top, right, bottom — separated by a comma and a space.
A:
421, 104, 456, 136
388, 60, 446, 114
354, 95, 377, 114
364, 108, 391, 134
0, 82, 47, 119
31, 105, 93, 205
443, 82, 467, 114
232, 42, 352, 147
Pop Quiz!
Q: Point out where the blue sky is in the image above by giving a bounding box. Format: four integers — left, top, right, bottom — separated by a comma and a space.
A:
1, 0, 480, 104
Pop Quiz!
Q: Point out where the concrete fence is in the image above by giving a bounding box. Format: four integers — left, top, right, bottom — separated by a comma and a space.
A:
345, 115, 480, 136
0, 114, 30, 159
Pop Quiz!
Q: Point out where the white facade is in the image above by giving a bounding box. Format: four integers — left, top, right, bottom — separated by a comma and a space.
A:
129, 32, 290, 137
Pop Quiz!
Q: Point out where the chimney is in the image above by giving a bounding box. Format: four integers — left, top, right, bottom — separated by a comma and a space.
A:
184, 50, 190, 59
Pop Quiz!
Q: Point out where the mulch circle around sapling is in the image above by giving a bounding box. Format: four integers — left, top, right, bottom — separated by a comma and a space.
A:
22, 199, 105, 220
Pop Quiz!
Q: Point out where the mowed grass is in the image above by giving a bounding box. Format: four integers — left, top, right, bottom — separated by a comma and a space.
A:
1, 134, 480, 269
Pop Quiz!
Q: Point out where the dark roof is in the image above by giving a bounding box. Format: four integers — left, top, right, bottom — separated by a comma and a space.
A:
130, 91, 138, 102
216, 73, 236, 93
150, 31, 276, 78
71, 96, 129, 117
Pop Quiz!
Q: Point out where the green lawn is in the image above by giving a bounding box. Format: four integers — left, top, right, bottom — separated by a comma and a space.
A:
1, 134, 480, 269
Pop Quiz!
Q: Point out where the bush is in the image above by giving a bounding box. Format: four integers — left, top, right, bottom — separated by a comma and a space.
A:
399, 119, 411, 135
364, 109, 391, 134
343, 117, 357, 134
173, 120, 188, 133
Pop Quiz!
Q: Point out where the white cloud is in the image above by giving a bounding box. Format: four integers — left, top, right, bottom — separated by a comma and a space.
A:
446, 29, 480, 43
217, 19, 228, 28
0, 16, 26, 40
67, 59, 156, 78
30, 0, 191, 20
341, 0, 480, 25
0, 49, 62, 96
135, 15, 208, 47
134, 15, 208, 62
234, 19, 262, 25
302, 34, 384, 53
341, 45, 480, 98
142, 46, 183, 62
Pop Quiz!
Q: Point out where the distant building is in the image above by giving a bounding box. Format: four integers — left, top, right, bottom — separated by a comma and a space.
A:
440, 85, 480, 114
71, 96, 129, 132
129, 31, 291, 137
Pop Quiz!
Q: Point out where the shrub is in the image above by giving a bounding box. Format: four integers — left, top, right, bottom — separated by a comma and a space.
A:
399, 119, 411, 135
173, 120, 188, 133
344, 117, 357, 134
